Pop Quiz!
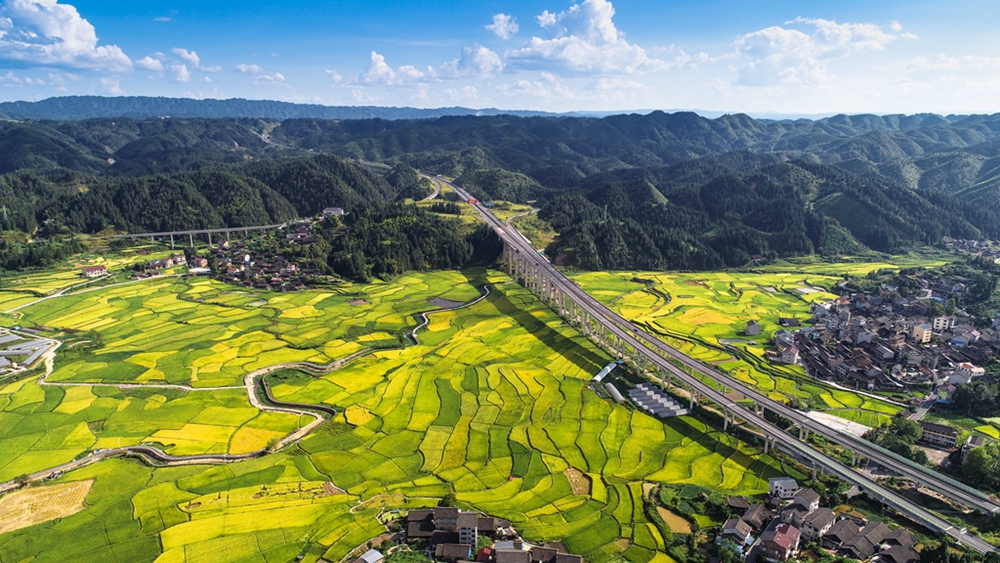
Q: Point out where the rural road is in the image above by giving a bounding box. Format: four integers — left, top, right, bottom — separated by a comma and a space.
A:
0, 286, 491, 495
420, 178, 442, 202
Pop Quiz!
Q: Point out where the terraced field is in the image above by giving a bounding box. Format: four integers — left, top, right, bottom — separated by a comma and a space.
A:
0, 269, 786, 563
571, 269, 903, 418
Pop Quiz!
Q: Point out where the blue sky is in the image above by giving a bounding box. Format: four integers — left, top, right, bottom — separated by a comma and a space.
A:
0, 0, 997, 115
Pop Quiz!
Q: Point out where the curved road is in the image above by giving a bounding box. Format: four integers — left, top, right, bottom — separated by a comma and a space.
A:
0, 287, 491, 496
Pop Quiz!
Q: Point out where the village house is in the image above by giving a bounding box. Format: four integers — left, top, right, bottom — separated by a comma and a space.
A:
840, 522, 891, 560
963, 434, 986, 464
822, 520, 861, 551
800, 508, 836, 541
762, 523, 800, 561
742, 504, 771, 530
769, 477, 798, 500
81, 265, 107, 278
719, 518, 754, 549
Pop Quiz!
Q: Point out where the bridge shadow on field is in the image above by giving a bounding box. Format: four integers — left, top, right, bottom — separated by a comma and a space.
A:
455, 269, 608, 378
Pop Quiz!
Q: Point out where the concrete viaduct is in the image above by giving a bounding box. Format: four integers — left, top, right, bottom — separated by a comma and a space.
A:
93, 223, 286, 248
434, 175, 997, 554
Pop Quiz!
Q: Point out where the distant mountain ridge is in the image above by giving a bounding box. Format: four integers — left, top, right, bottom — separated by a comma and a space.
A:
0, 96, 988, 124
0, 96, 563, 121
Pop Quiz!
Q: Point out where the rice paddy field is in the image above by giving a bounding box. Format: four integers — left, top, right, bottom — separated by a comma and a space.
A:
0, 267, 786, 563
570, 268, 902, 421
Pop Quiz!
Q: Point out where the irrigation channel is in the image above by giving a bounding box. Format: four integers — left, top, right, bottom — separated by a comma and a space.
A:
0, 285, 492, 495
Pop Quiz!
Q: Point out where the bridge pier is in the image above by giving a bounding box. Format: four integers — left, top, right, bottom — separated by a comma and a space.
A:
226, 231, 231, 243
208, 232, 213, 246
189, 233, 194, 247
170, 234, 175, 249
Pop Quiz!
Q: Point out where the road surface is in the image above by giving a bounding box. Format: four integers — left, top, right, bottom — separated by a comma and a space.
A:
428, 173, 997, 553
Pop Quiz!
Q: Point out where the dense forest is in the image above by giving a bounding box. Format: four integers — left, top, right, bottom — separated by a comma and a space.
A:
2, 108, 1000, 274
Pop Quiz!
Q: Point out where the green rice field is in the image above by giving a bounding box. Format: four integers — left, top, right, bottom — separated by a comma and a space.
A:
570, 269, 903, 418
0, 268, 786, 563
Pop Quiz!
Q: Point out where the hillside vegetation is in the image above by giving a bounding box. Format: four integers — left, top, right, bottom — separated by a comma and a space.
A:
2, 110, 1000, 271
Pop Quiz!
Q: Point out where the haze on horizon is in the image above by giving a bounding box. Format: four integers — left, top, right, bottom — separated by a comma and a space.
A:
0, 0, 996, 116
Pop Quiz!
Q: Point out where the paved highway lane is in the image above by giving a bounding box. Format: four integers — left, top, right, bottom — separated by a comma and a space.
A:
428, 174, 997, 553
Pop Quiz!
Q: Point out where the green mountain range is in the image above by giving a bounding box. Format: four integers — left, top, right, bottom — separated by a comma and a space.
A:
2, 109, 1000, 271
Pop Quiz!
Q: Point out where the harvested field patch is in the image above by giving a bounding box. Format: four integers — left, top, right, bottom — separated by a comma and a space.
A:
565, 467, 591, 496
656, 507, 691, 533
0, 479, 93, 534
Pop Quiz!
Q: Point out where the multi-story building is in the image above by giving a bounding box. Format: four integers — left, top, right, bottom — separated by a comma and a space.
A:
919, 421, 959, 449
912, 324, 932, 344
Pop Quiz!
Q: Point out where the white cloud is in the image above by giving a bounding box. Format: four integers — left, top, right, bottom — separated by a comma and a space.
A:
100, 76, 122, 94
733, 17, 907, 85
590, 77, 648, 90
326, 69, 342, 82
486, 13, 518, 40
236, 63, 262, 74
171, 47, 200, 68
505, 0, 666, 75
435, 44, 502, 78
0, 71, 20, 83
910, 54, 1000, 71
236, 63, 286, 86
357, 51, 425, 86
498, 72, 573, 99
169, 62, 190, 82
200, 65, 221, 73
445, 85, 479, 101
134, 55, 163, 71
0, 0, 132, 71
154, 16, 170, 22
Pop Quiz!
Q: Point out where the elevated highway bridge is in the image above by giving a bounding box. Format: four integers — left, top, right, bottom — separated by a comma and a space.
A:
432, 175, 997, 554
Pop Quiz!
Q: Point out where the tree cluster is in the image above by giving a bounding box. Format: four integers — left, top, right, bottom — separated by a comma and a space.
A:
864, 417, 928, 465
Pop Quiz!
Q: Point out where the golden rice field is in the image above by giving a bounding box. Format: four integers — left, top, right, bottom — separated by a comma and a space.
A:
570, 269, 903, 415
0, 267, 787, 563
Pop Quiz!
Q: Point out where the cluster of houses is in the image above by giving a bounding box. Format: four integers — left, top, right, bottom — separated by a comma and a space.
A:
719, 478, 918, 563
755, 291, 999, 401
209, 240, 316, 291
147, 253, 187, 271
946, 239, 1000, 261
404, 507, 582, 563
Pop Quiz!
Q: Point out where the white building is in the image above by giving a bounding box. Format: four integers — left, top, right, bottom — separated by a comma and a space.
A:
949, 362, 986, 385
769, 477, 799, 499
933, 316, 956, 332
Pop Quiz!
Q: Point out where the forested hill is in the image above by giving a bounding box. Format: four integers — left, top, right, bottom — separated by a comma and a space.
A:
3, 110, 1000, 272
0, 156, 428, 234
0, 96, 558, 121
